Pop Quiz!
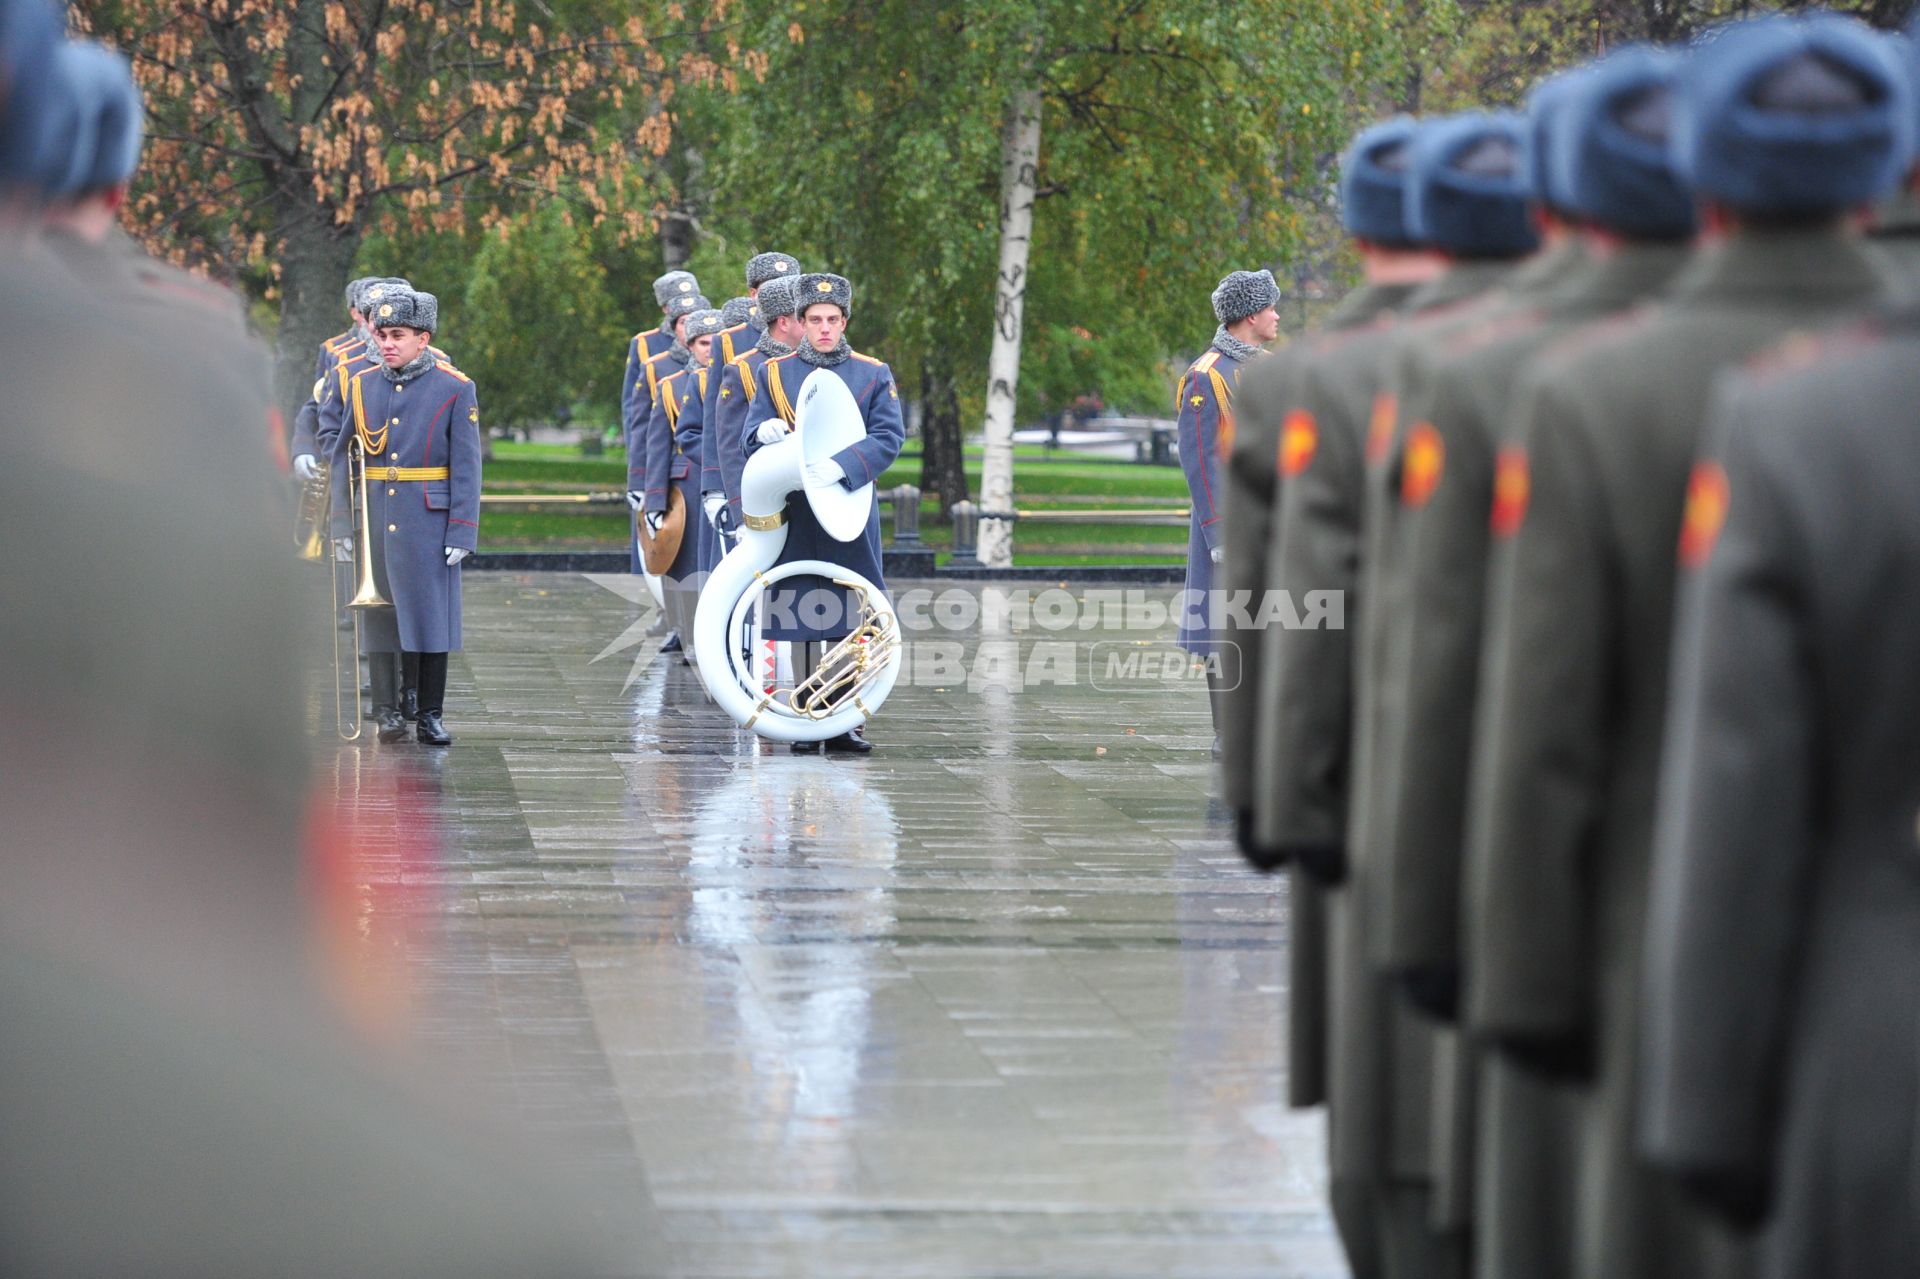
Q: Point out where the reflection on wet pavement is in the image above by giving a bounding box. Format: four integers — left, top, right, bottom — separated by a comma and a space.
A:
315, 572, 1343, 1278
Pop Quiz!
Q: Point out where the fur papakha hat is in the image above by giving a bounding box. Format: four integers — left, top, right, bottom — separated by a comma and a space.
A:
652, 270, 699, 308
1339, 117, 1421, 245
1210, 269, 1280, 324
1673, 13, 1912, 217
797, 272, 852, 318
745, 252, 800, 288
683, 308, 725, 342
1552, 45, 1696, 240
665, 291, 711, 321
719, 295, 755, 328
1405, 112, 1541, 259
754, 273, 803, 321
370, 289, 438, 333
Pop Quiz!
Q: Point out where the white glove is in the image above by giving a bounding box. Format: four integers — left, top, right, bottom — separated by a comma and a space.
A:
445, 546, 469, 567
294, 454, 322, 482
626, 490, 644, 513
644, 510, 665, 534
1209, 546, 1223, 565
755, 421, 789, 446
805, 458, 845, 488
702, 491, 726, 527
333, 537, 353, 563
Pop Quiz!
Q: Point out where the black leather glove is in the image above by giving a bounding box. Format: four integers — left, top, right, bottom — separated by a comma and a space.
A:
1495, 1030, 1595, 1083
1398, 963, 1462, 1021
1674, 1164, 1771, 1232
1234, 810, 1287, 871
1290, 842, 1348, 887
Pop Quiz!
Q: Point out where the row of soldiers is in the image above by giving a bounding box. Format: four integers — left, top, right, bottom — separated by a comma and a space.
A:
289, 276, 481, 746
0, 0, 618, 1271
1175, 12, 1920, 1279
616, 255, 906, 753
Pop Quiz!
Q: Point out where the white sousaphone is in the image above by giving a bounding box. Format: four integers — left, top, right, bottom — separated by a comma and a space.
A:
692, 368, 903, 742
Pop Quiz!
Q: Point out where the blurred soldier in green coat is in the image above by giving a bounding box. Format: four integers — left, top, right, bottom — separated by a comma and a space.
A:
1643, 305, 1920, 1279
1369, 49, 1701, 1279
1227, 118, 1442, 1115
1256, 112, 1538, 1279
1465, 15, 1911, 1279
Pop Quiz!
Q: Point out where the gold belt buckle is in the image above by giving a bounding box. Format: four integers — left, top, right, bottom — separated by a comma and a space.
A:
385, 466, 400, 481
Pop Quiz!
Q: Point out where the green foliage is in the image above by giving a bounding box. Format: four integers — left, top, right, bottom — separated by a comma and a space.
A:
459, 207, 624, 428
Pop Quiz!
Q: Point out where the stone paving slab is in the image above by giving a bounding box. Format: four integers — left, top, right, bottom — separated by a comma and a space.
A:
314, 571, 1343, 1278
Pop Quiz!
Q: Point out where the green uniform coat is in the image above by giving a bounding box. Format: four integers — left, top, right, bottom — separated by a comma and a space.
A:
1465, 229, 1894, 1279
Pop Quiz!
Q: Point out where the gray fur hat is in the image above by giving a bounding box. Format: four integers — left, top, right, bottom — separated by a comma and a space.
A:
719, 295, 755, 328
745, 251, 800, 288
345, 276, 378, 309
754, 273, 803, 321
652, 270, 700, 308
356, 276, 411, 313
665, 291, 711, 323
797, 272, 852, 317
370, 289, 438, 334
683, 308, 726, 342
1210, 269, 1280, 324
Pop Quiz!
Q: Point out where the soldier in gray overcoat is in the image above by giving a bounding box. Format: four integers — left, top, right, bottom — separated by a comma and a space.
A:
622, 271, 701, 578
1254, 111, 1536, 1279
643, 307, 726, 660
742, 272, 907, 755
328, 288, 482, 745
1465, 15, 1911, 1279
1642, 305, 1920, 1279
1175, 268, 1277, 753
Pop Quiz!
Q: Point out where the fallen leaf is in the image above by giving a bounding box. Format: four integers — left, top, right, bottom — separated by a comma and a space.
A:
1095, 746, 1108, 756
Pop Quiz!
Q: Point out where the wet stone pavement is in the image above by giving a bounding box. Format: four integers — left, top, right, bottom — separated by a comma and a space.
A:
315, 571, 1343, 1278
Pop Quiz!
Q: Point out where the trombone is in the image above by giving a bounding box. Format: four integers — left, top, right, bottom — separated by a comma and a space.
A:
331, 434, 394, 740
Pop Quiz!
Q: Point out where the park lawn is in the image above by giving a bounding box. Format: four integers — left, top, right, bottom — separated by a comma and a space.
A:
479, 444, 1194, 565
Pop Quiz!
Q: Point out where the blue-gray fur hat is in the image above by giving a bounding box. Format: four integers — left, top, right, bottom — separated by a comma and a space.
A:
1210, 269, 1281, 323
35, 43, 103, 200
719, 295, 755, 328
355, 276, 411, 313
653, 270, 699, 308
1339, 117, 1421, 244
77, 42, 141, 190
1527, 68, 1588, 212
683, 308, 725, 342
1674, 13, 1912, 216
0, 0, 64, 189
371, 289, 438, 334
798, 272, 852, 317
1406, 112, 1541, 258
745, 252, 799, 288
755, 273, 802, 321
1553, 45, 1696, 240
665, 291, 710, 322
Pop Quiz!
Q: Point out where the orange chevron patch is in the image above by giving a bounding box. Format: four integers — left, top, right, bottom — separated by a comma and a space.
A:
1490, 447, 1529, 538
1279, 410, 1319, 477
1366, 392, 1397, 464
1401, 422, 1444, 507
1678, 461, 1730, 568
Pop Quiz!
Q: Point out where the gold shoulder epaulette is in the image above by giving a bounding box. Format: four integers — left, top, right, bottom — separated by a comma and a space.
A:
645, 349, 675, 366
852, 352, 884, 366
435, 360, 472, 383
1193, 351, 1220, 373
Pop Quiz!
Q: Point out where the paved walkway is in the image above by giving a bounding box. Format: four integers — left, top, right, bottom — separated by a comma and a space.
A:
315, 571, 1342, 1278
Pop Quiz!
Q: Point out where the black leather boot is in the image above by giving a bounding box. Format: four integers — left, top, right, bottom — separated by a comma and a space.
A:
789, 739, 821, 754
415, 711, 452, 746
822, 727, 873, 755
376, 706, 407, 743
661, 632, 683, 654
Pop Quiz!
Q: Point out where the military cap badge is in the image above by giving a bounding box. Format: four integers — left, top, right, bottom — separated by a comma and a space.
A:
379, 303, 394, 318
816, 280, 833, 292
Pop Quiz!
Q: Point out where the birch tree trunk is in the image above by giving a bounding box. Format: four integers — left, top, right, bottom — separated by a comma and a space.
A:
975, 85, 1042, 568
